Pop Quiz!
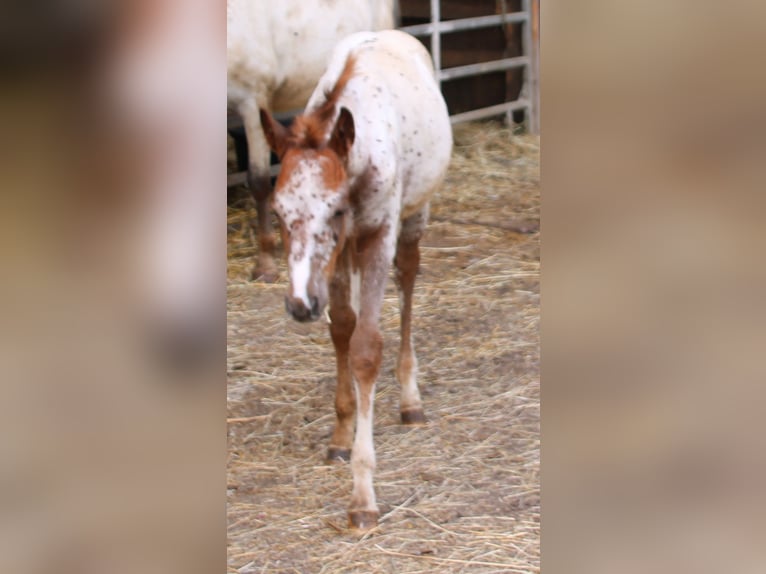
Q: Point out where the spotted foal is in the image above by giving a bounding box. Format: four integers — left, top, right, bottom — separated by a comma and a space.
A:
260, 30, 452, 530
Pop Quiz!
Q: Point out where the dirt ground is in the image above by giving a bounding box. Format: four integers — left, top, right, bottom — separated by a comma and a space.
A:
227, 121, 540, 573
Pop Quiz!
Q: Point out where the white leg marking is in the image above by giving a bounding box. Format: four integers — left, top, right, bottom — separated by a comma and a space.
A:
350, 379, 377, 512
399, 345, 422, 410
349, 269, 361, 316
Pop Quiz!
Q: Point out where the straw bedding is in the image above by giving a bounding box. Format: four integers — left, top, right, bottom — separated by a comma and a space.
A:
227, 121, 539, 573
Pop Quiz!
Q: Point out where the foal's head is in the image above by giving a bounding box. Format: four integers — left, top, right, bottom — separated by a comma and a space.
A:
260, 106, 356, 322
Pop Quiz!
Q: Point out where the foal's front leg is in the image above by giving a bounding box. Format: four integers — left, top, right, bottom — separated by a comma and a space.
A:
327, 251, 356, 463
346, 229, 394, 531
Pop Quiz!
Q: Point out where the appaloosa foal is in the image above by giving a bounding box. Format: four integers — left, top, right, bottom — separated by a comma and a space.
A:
260, 30, 452, 530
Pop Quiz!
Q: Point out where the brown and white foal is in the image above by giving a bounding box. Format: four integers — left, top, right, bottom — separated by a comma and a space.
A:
260, 30, 452, 530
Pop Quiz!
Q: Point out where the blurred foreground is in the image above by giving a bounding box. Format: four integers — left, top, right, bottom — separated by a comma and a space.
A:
1, 1, 224, 573
543, 2, 766, 573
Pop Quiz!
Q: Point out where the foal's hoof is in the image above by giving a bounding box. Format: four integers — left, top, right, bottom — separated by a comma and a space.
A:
348, 510, 379, 531
326, 447, 351, 463
401, 408, 427, 426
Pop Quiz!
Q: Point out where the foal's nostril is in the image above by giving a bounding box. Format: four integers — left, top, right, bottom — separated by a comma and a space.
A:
310, 296, 320, 317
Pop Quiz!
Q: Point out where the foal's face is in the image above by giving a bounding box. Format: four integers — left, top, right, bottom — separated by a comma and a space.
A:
273, 149, 350, 322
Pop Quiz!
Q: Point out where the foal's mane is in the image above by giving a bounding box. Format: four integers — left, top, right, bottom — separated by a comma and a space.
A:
289, 55, 357, 149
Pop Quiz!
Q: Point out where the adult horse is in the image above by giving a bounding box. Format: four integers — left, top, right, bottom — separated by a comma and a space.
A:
227, 0, 398, 281
260, 30, 452, 530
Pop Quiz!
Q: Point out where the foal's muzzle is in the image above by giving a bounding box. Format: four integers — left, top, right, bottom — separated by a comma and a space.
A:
284, 295, 321, 322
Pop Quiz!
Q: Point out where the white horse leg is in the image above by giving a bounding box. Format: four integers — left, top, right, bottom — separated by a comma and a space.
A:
348, 318, 383, 530
239, 98, 278, 282
346, 227, 395, 530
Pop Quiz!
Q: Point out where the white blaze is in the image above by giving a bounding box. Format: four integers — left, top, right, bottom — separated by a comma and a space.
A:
289, 243, 313, 308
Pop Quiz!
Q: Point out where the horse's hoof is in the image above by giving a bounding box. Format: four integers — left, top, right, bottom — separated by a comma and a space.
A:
401, 408, 427, 426
251, 267, 279, 283
326, 447, 351, 463
348, 510, 379, 531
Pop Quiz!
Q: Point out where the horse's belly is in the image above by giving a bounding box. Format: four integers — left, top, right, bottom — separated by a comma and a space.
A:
228, 0, 394, 111
399, 120, 452, 217
227, 39, 277, 107
400, 167, 448, 219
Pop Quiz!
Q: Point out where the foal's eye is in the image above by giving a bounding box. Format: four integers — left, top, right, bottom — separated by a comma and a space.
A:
333, 209, 346, 219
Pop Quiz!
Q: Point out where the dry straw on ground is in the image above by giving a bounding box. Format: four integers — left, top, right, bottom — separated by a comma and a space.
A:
227, 121, 539, 573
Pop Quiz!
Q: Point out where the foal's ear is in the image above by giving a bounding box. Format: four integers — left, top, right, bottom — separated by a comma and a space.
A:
259, 108, 288, 158
329, 107, 355, 160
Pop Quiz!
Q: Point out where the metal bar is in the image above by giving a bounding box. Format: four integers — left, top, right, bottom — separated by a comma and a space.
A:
500, 0, 512, 126
399, 11, 528, 37
530, 0, 540, 134
430, 0, 441, 87
520, 0, 532, 130
439, 56, 529, 82
450, 100, 530, 125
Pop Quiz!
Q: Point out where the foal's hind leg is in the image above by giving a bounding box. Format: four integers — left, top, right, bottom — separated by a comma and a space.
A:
394, 206, 429, 425
327, 252, 357, 462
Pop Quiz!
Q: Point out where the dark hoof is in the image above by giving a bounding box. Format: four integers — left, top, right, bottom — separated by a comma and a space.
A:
401, 408, 427, 426
250, 267, 279, 283
326, 447, 351, 463
348, 510, 379, 531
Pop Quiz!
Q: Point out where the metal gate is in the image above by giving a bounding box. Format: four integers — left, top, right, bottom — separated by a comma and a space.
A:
399, 0, 539, 132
